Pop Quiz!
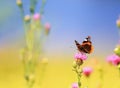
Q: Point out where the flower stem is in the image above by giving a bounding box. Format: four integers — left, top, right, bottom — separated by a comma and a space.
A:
78, 74, 81, 88
40, 0, 46, 15
77, 66, 82, 88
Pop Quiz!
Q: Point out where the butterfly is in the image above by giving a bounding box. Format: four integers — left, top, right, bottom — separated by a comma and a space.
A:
75, 36, 94, 54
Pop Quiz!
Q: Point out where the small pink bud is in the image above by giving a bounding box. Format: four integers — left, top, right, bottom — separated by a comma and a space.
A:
71, 82, 78, 88
33, 13, 41, 21
83, 67, 93, 77
44, 23, 51, 34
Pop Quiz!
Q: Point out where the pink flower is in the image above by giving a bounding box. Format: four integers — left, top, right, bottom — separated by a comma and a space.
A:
112, 55, 120, 65
82, 67, 93, 77
74, 53, 87, 61
106, 54, 120, 66
45, 23, 51, 29
106, 55, 114, 64
71, 82, 78, 88
44, 23, 51, 34
33, 13, 41, 21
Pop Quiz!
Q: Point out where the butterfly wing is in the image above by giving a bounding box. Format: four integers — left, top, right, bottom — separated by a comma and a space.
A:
75, 40, 85, 53
75, 40, 81, 50
82, 42, 93, 54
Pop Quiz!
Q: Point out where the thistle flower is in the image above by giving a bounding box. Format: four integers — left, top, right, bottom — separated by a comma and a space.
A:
71, 82, 78, 88
33, 13, 41, 21
106, 55, 114, 65
112, 55, 120, 66
107, 54, 120, 66
82, 67, 93, 77
74, 52, 87, 61
44, 23, 51, 34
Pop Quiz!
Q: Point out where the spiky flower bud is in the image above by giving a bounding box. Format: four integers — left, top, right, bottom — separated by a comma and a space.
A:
24, 15, 31, 22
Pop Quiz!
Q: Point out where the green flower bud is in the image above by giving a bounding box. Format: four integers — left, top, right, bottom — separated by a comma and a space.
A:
30, 7, 34, 13
114, 45, 120, 56
78, 68, 82, 74
24, 75, 29, 82
24, 15, 31, 22
16, 0, 22, 7
72, 61, 77, 68
118, 64, 120, 70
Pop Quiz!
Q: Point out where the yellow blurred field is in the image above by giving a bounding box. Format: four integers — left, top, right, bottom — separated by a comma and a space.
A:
0, 49, 120, 88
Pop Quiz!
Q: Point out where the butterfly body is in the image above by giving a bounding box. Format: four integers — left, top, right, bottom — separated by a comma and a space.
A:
75, 36, 93, 54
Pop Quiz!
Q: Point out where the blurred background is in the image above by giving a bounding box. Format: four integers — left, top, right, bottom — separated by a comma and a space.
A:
0, 0, 120, 88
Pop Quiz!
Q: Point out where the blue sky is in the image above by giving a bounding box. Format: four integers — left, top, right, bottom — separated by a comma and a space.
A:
0, 0, 120, 59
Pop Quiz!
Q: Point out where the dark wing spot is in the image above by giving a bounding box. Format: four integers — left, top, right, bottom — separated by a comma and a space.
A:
82, 44, 91, 53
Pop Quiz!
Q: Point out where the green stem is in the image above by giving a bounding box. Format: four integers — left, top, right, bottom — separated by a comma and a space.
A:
24, 19, 35, 88
40, 0, 46, 15
19, 5, 25, 20
77, 66, 81, 88
30, 0, 37, 14
78, 74, 81, 88
99, 70, 103, 88
86, 77, 89, 88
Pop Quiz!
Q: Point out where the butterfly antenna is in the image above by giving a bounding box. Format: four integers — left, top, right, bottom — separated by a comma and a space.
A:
75, 40, 78, 44
75, 40, 77, 43
75, 40, 80, 46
